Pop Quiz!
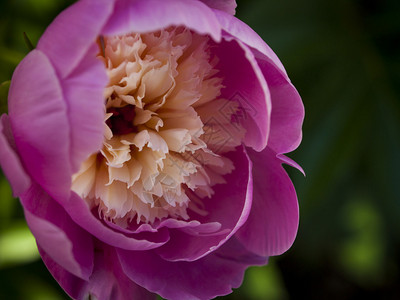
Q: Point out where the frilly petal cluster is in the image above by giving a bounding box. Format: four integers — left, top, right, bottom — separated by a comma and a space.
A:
0, 0, 304, 299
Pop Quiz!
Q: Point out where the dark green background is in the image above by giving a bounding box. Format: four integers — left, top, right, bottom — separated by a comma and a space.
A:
1, 0, 399, 299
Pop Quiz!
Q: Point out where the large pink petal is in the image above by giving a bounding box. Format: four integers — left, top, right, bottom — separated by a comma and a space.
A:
61, 192, 170, 251
39, 243, 155, 300
21, 183, 94, 280
39, 248, 87, 300
258, 59, 304, 154
200, 0, 237, 15
63, 45, 108, 172
85, 243, 156, 300
236, 147, 299, 257
8, 50, 71, 201
0, 114, 31, 197
212, 37, 271, 151
117, 236, 265, 300
37, 0, 114, 78
213, 10, 304, 153
102, 0, 221, 42
213, 10, 287, 78
155, 147, 252, 262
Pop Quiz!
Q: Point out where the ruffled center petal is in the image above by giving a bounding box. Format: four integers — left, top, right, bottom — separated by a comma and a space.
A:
72, 27, 245, 225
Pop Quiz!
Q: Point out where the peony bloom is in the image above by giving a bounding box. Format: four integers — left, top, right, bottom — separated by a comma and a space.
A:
0, 0, 304, 299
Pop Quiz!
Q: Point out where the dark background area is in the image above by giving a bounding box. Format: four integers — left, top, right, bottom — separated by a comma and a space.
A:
1, 0, 400, 299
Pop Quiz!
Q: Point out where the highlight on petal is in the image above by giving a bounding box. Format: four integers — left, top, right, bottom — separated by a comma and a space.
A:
0, 114, 31, 197
103, 0, 221, 42
8, 49, 71, 201
236, 147, 299, 257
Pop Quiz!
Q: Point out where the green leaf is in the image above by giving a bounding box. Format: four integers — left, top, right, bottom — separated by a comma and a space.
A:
23, 32, 35, 51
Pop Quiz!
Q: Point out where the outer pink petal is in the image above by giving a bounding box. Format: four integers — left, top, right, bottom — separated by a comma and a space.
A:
39, 248, 87, 300
118, 236, 265, 300
85, 243, 156, 300
37, 0, 114, 78
102, 0, 221, 42
39, 244, 155, 300
61, 192, 170, 251
214, 11, 304, 154
155, 147, 252, 262
213, 10, 287, 78
20, 183, 94, 280
63, 45, 109, 172
200, 0, 237, 15
8, 50, 71, 201
236, 147, 299, 257
278, 154, 305, 175
212, 37, 271, 151
0, 114, 31, 197
257, 59, 304, 154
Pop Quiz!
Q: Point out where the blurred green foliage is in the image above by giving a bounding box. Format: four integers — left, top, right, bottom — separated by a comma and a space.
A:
0, 0, 399, 299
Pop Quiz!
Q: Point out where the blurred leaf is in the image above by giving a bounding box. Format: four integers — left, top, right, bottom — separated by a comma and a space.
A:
0, 80, 10, 114
21, 278, 66, 300
0, 47, 25, 65
0, 221, 39, 268
0, 175, 17, 228
339, 195, 386, 286
244, 264, 289, 300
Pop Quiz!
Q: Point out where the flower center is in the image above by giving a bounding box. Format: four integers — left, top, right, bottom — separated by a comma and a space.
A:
72, 27, 245, 225
105, 106, 137, 135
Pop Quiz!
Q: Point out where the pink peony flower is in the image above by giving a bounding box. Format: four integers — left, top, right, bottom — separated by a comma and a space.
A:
0, 0, 304, 299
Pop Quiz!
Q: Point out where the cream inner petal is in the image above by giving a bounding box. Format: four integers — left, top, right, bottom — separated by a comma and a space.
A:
72, 27, 246, 225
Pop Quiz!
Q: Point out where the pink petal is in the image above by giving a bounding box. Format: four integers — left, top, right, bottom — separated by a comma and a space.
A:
63, 44, 108, 172
214, 11, 304, 154
39, 248, 87, 300
213, 36, 271, 151
39, 244, 155, 300
21, 183, 94, 280
37, 0, 114, 78
156, 218, 222, 235
117, 236, 265, 300
278, 154, 305, 175
155, 147, 253, 262
200, 0, 237, 15
0, 114, 31, 197
8, 50, 71, 201
61, 192, 170, 251
102, 0, 221, 42
213, 10, 287, 78
258, 59, 304, 154
85, 243, 156, 300
236, 147, 299, 257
